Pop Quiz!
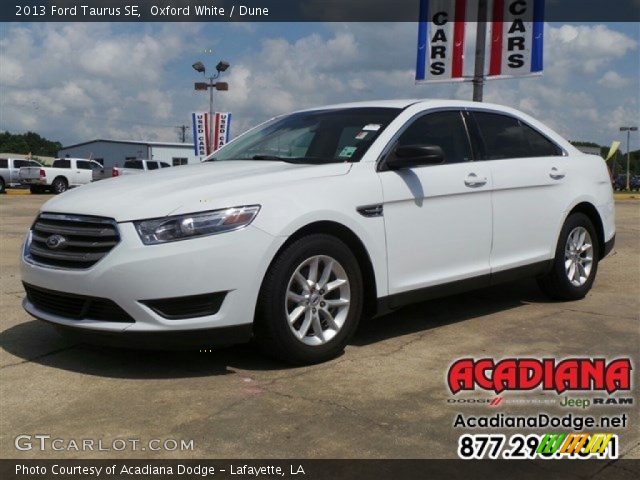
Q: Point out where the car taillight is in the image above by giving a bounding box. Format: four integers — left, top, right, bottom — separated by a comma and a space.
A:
112, 168, 119, 177
39, 169, 46, 178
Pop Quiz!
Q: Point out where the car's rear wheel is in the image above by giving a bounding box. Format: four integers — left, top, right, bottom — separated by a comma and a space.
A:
29, 185, 44, 194
52, 177, 68, 194
537, 213, 599, 301
254, 234, 363, 365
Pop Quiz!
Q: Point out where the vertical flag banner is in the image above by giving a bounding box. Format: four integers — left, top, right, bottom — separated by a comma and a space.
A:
213, 112, 232, 151
192, 112, 209, 156
415, 0, 468, 83
488, 0, 544, 78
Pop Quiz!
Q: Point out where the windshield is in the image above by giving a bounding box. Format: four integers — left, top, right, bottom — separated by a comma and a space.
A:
207, 107, 401, 164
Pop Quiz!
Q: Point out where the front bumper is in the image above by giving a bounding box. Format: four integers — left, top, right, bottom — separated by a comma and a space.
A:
21, 221, 283, 338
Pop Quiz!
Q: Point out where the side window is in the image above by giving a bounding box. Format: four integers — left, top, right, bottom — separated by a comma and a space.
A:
13, 160, 28, 168
0, 159, 7, 168
146, 162, 159, 170
160, 162, 171, 168
395, 111, 471, 164
76, 161, 92, 170
472, 112, 562, 159
52, 159, 71, 168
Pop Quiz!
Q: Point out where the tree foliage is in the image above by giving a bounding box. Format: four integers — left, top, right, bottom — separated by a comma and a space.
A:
0, 131, 62, 157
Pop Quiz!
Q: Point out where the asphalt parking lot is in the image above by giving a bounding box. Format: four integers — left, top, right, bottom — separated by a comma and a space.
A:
1, 194, 638, 467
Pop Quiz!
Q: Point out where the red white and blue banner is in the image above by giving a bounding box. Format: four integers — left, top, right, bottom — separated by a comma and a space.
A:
192, 112, 209, 156
213, 112, 232, 151
488, 0, 544, 78
192, 112, 232, 156
415, 0, 544, 83
415, 0, 468, 83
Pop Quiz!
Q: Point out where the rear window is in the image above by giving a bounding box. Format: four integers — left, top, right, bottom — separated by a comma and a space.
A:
160, 162, 171, 168
472, 112, 563, 159
146, 162, 159, 170
124, 160, 144, 169
77, 160, 93, 170
52, 159, 71, 168
0, 159, 7, 168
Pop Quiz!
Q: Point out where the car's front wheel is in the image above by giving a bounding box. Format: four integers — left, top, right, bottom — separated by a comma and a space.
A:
538, 213, 599, 301
254, 234, 363, 365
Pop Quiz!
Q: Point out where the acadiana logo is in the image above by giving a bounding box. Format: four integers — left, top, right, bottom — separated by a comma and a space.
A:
447, 358, 632, 395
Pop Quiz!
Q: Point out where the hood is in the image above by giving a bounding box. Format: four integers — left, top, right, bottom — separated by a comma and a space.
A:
41, 160, 352, 222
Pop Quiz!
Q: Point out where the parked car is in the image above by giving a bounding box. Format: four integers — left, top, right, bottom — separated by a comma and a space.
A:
112, 159, 171, 176
20, 100, 615, 364
19, 157, 104, 194
613, 174, 640, 191
0, 157, 42, 193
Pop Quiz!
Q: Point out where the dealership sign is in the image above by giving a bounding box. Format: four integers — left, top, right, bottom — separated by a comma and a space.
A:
416, 0, 544, 83
192, 112, 232, 156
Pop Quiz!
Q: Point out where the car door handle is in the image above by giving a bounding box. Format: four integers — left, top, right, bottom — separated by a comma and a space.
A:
549, 167, 565, 180
464, 173, 487, 188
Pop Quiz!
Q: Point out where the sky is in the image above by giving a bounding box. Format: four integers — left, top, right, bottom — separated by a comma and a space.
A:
0, 21, 638, 151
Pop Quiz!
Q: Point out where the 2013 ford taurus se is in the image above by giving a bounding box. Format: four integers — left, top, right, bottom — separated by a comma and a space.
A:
21, 100, 616, 364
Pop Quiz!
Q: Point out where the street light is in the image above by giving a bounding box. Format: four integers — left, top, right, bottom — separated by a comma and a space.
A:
620, 126, 638, 191
193, 58, 230, 154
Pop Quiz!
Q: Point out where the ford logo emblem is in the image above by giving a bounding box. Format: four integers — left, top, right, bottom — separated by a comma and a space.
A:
46, 234, 67, 250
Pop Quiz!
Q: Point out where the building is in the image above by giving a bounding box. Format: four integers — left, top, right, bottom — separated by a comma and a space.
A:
57, 139, 201, 169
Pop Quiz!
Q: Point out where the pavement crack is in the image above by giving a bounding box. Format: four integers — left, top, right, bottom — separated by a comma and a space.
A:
0, 344, 78, 370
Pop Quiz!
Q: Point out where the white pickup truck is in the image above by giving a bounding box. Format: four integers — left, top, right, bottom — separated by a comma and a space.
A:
112, 159, 171, 176
0, 157, 43, 193
19, 157, 104, 194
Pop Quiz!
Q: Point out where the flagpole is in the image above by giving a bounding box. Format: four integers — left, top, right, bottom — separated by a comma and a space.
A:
473, 0, 489, 102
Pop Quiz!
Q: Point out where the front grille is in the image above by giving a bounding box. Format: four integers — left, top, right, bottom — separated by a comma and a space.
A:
24, 283, 134, 323
29, 213, 119, 269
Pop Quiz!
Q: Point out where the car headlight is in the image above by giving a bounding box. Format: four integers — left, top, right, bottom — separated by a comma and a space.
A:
134, 205, 260, 245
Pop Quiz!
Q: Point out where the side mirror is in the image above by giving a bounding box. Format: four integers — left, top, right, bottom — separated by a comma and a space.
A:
385, 145, 445, 170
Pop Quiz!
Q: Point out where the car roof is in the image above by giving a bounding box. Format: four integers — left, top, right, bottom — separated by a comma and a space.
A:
296, 98, 517, 113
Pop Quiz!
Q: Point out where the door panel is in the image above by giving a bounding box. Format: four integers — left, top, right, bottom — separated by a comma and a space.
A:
469, 111, 569, 272
379, 110, 493, 295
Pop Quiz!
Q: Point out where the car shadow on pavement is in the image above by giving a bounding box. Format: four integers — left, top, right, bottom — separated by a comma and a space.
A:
0, 279, 547, 379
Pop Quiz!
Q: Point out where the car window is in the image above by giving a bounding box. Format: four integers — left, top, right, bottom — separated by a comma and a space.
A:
123, 160, 144, 169
472, 112, 562, 159
13, 160, 29, 168
52, 159, 71, 168
146, 162, 159, 170
160, 162, 171, 168
209, 107, 401, 164
395, 111, 472, 164
0, 159, 7, 168
76, 160, 93, 170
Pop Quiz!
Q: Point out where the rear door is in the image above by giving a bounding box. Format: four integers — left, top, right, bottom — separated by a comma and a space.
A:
11, 160, 30, 184
378, 110, 493, 300
468, 110, 568, 275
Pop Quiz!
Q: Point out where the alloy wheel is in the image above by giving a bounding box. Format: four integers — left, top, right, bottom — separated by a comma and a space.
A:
564, 226, 594, 287
285, 255, 351, 346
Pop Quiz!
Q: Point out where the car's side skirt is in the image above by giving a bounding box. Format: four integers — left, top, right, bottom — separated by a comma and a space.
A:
375, 260, 553, 316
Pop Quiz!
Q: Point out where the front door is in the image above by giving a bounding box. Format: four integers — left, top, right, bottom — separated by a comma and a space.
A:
378, 110, 493, 300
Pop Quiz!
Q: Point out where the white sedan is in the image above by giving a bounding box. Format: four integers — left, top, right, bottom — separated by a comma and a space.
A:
20, 99, 615, 364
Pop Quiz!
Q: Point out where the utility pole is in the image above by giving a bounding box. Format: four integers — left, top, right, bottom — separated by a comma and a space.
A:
472, 0, 489, 102
193, 59, 230, 154
175, 125, 190, 143
620, 126, 638, 190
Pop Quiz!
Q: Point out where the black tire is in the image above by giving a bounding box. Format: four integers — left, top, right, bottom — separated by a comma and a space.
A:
254, 234, 364, 365
537, 213, 599, 301
52, 177, 68, 194
0, 178, 5, 194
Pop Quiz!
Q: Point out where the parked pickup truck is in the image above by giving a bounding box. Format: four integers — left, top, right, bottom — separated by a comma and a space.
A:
19, 158, 104, 194
112, 159, 171, 176
0, 157, 43, 193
